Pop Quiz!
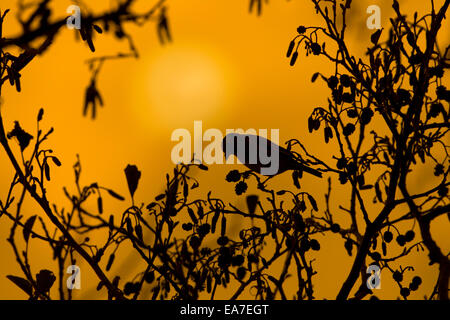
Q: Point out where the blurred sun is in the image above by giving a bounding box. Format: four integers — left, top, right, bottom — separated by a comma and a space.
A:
141, 45, 234, 124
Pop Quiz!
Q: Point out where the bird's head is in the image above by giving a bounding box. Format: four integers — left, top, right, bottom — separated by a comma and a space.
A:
221, 133, 283, 176
221, 133, 264, 164
222, 133, 238, 160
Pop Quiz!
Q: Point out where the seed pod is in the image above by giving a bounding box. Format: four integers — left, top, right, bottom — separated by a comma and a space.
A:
197, 205, 204, 219
7, 67, 14, 85
383, 231, 393, 243
183, 181, 188, 198
96, 281, 105, 291
97, 197, 103, 214
344, 239, 353, 256
311, 72, 320, 83
108, 215, 114, 231
221, 215, 227, 237
37, 108, 44, 122
151, 285, 160, 300
15, 74, 21, 92
375, 182, 383, 202
23, 215, 37, 243
126, 217, 133, 234
211, 209, 221, 234
286, 40, 295, 58
265, 218, 272, 234
224, 269, 230, 284
107, 189, 125, 201
271, 222, 277, 239
144, 271, 155, 284
308, 116, 314, 133
155, 194, 165, 201
246, 195, 258, 214
307, 194, 318, 211
44, 162, 51, 181
187, 207, 198, 224
106, 253, 115, 271
135, 225, 143, 242
52, 157, 62, 167
290, 51, 299, 66
93, 24, 103, 34
324, 126, 333, 143
292, 171, 301, 189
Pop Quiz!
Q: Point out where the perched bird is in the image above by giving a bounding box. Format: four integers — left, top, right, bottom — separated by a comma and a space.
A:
222, 133, 322, 177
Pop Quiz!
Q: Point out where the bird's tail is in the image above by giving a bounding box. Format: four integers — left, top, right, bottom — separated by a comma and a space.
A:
298, 163, 322, 178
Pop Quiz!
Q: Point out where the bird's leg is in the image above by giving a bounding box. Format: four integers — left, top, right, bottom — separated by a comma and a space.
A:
262, 176, 273, 185
258, 176, 274, 189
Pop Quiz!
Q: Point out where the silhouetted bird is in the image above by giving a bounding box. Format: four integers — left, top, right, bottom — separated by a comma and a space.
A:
222, 133, 322, 177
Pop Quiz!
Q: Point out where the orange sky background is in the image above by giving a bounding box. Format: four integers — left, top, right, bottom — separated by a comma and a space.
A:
0, 0, 449, 299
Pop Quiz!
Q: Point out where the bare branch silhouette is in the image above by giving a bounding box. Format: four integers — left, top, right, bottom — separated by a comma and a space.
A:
0, 0, 448, 301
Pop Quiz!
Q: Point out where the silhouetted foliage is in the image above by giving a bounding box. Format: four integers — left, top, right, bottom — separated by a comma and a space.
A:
249, 0, 269, 16
287, 0, 449, 300
0, 0, 449, 301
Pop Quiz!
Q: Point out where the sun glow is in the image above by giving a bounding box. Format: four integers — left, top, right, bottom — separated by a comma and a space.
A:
142, 46, 233, 124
